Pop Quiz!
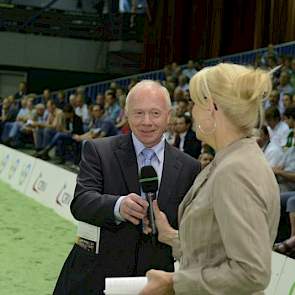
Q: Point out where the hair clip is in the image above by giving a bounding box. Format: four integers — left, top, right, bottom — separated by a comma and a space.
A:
269, 65, 282, 76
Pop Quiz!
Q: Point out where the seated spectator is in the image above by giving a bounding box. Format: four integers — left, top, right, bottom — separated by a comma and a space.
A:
14, 81, 27, 101
75, 93, 90, 130
164, 115, 176, 145
175, 98, 189, 117
291, 58, 295, 89
0, 97, 18, 139
34, 100, 63, 152
182, 60, 197, 79
173, 114, 201, 158
176, 74, 189, 92
104, 90, 121, 123
273, 147, 295, 192
263, 89, 280, 110
56, 90, 67, 110
73, 103, 118, 142
36, 104, 84, 163
41, 88, 51, 105
257, 125, 284, 166
76, 85, 92, 105
280, 192, 295, 238
283, 93, 293, 110
277, 71, 294, 114
115, 95, 129, 134
23, 103, 47, 146
1, 97, 34, 146
69, 94, 76, 107
171, 62, 182, 78
284, 107, 295, 148
260, 44, 278, 66
96, 93, 104, 105
265, 106, 290, 147
199, 151, 214, 170
172, 87, 185, 105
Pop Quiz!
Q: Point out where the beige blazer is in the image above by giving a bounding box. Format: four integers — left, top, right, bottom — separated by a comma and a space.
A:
172, 138, 280, 295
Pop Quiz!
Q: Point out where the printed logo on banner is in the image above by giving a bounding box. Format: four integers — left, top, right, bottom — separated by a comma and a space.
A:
18, 163, 32, 186
56, 183, 72, 206
32, 172, 47, 193
0, 154, 10, 174
8, 158, 20, 179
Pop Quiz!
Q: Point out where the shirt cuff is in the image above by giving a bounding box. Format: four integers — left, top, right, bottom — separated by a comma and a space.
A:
114, 195, 128, 223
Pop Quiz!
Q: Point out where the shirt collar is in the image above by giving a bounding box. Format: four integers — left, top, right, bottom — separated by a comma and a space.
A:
132, 133, 165, 160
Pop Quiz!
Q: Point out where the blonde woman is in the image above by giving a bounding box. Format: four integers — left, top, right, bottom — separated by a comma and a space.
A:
140, 63, 280, 295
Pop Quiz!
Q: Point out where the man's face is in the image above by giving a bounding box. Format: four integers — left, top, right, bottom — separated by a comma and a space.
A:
92, 106, 103, 119
285, 116, 294, 129
268, 92, 279, 106
43, 90, 50, 99
47, 101, 55, 113
283, 95, 292, 109
175, 117, 188, 134
176, 101, 188, 116
36, 107, 45, 116
266, 118, 277, 130
127, 87, 171, 147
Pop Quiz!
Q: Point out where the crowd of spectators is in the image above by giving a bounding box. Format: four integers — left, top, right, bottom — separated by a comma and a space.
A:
1, 44, 295, 256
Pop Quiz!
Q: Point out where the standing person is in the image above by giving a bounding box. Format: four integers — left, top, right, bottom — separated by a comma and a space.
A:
140, 63, 280, 295
53, 80, 201, 295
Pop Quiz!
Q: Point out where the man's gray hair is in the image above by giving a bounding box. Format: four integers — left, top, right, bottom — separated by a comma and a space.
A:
125, 80, 171, 114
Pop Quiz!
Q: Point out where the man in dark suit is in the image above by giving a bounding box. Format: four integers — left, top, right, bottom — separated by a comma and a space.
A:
53, 80, 200, 295
173, 114, 202, 158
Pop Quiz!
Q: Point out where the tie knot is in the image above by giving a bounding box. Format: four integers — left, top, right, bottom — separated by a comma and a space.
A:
141, 148, 156, 165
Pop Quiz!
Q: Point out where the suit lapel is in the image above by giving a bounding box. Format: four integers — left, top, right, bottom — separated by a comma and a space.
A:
157, 143, 183, 209
178, 162, 213, 221
113, 134, 140, 194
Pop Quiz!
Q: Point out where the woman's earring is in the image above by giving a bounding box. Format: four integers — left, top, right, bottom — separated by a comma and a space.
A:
198, 118, 216, 135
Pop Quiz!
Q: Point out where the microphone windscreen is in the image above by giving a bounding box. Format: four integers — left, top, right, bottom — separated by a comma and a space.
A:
139, 165, 158, 193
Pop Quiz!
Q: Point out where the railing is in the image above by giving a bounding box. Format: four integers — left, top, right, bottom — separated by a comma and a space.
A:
37, 40, 295, 103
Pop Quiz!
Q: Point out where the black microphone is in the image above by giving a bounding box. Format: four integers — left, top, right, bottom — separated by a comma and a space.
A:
139, 165, 158, 245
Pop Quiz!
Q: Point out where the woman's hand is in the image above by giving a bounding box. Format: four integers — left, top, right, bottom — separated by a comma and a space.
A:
143, 200, 178, 246
139, 270, 175, 295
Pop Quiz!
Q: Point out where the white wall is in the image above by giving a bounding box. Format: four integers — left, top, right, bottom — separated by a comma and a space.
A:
0, 32, 108, 73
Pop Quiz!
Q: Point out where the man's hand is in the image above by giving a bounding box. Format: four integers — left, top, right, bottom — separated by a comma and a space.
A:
143, 200, 177, 246
272, 166, 284, 175
139, 270, 174, 295
120, 193, 148, 225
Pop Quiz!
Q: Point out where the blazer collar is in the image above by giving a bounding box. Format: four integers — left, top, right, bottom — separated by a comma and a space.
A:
157, 143, 183, 209
113, 134, 141, 194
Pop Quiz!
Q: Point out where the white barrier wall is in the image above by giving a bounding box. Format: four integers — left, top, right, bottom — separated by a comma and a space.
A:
25, 159, 77, 223
0, 144, 294, 293
0, 144, 76, 224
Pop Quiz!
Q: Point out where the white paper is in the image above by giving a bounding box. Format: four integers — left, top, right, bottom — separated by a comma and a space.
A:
104, 277, 147, 295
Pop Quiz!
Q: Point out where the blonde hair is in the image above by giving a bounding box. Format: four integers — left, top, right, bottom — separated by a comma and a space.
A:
189, 63, 272, 135
125, 80, 171, 113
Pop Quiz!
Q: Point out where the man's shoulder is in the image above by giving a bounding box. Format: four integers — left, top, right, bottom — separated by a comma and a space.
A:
167, 143, 200, 169
91, 133, 130, 147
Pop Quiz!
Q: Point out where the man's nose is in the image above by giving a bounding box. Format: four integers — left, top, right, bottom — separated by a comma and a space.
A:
142, 113, 152, 124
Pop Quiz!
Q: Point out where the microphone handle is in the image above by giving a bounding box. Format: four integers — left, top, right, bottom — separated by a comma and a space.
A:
146, 192, 157, 245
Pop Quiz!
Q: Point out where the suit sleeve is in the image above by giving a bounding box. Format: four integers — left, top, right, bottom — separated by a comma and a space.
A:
70, 140, 120, 227
173, 165, 272, 294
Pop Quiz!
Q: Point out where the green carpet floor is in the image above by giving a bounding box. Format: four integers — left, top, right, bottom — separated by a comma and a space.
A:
0, 181, 76, 295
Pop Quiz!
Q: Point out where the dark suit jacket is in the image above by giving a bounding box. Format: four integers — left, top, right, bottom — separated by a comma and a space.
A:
183, 129, 202, 159
54, 133, 200, 295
